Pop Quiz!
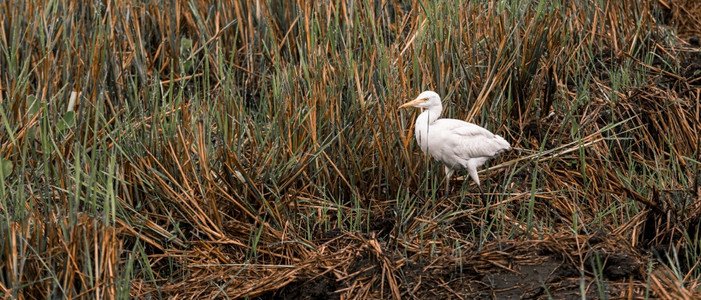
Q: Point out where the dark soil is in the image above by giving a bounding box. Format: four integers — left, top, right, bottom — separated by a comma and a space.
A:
681, 49, 701, 85
403, 253, 643, 299
256, 274, 339, 300
473, 257, 567, 299
255, 233, 649, 299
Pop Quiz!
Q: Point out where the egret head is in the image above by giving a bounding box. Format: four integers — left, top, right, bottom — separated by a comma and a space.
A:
399, 91, 442, 109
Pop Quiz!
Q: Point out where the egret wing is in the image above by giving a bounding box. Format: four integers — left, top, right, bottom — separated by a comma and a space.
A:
434, 119, 494, 138
434, 119, 510, 160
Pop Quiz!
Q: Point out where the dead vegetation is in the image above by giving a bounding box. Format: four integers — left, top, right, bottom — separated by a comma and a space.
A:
0, 0, 700, 299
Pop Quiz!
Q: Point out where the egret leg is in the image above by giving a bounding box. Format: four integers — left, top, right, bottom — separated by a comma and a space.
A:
478, 183, 495, 231
478, 183, 486, 205
443, 166, 454, 197
467, 166, 486, 204
466, 165, 480, 189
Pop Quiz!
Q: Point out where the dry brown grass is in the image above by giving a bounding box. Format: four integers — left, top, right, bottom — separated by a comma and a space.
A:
1, 0, 700, 299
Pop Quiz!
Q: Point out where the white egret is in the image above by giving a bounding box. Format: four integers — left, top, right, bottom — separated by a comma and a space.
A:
400, 91, 511, 195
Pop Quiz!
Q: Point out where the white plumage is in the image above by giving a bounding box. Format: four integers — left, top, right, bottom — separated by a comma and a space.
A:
400, 91, 511, 194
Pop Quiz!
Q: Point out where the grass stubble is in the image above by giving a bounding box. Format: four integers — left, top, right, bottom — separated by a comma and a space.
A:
0, 0, 700, 299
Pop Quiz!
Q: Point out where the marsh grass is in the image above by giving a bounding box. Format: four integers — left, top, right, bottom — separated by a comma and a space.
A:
1, 0, 700, 298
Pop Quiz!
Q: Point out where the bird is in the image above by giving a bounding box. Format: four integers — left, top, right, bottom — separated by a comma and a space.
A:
399, 90, 511, 195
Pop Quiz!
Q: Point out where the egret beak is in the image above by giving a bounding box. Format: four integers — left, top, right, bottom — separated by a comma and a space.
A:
399, 98, 427, 109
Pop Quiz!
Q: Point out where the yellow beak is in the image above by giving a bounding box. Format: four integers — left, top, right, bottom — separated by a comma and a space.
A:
399, 98, 427, 109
